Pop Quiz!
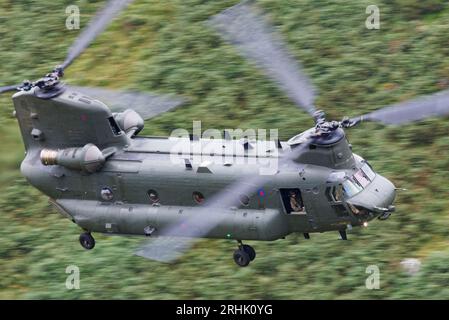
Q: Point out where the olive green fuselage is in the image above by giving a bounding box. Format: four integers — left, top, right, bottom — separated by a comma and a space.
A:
14, 87, 396, 242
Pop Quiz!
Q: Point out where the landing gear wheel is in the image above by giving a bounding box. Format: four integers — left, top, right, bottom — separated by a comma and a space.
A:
79, 232, 95, 250
233, 249, 250, 267
242, 244, 256, 261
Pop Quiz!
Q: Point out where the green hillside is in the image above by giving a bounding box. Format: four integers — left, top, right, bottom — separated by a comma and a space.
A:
1, 0, 449, 299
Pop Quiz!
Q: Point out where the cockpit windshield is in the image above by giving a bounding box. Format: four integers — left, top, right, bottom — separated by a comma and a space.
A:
361, 162, 376, 181
354, 169, 370, 188
333, 162, 377, 199
342, 178, 363, 198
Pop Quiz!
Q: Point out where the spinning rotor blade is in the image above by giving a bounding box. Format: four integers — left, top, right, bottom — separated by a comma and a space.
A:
69, 86, 185, 120
209, 1, 316, 115
355, 90, 449, 125
136, 139, 311, 263
1, 0, 133, 96
61, 0, 134, 70
0, 84, 20, 94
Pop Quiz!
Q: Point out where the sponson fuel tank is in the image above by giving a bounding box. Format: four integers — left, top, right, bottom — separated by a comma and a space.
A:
53, 200, 289, 241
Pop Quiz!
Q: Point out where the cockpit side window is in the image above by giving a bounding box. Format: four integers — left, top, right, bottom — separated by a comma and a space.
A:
326, 185, 349, 216
333, 184, 344, 202
327, 185, 344, 202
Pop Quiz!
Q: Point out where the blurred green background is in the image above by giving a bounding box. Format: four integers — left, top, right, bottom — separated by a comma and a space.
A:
1, 0, 449, 299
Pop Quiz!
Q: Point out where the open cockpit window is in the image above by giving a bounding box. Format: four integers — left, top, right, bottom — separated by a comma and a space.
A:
280, 188, 305, 214
333, 184, 344, 202
326, 184, 345, 203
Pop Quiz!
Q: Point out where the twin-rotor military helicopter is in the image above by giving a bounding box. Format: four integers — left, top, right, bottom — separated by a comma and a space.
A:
2, 0, 449, 266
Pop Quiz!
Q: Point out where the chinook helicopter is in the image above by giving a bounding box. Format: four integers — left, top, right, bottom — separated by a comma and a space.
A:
2, 0, 449, 267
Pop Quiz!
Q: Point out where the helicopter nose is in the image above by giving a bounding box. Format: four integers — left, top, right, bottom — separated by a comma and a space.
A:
375, 175, 396, 209
347, 174, 396, 214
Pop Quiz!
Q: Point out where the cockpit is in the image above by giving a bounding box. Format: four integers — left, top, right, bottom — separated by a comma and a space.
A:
326, 155, 396, 221
327, 160, 377, 201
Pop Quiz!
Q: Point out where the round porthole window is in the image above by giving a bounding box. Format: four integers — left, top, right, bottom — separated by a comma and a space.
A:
239, 194, 250, 206
148, 190, 160, 204
101, 187, 114, 201
193, 191, 205, 204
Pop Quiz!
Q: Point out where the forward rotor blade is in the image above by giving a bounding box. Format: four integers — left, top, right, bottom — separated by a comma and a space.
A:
357, 90, 449, 125
209, 1, 316, 115
61, 0, 134, 70
0, 84, 20, 94
136, 139, 311, 263
68, 86, 185, 120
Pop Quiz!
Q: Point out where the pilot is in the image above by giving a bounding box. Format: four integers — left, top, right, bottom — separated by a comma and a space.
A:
289, 190, 304, 213
334, 185, 344, 201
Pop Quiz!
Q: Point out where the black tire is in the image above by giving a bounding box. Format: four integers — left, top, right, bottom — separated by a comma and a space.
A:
233, 249, 250, 267
242, 244, 256, 261
79, 233, 95, 250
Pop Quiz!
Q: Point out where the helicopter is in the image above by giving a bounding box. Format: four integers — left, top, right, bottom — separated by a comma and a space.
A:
2, 0, 449, 267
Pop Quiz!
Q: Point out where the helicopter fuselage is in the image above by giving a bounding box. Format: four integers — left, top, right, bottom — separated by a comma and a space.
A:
14, 89, 394, 240
13, 87, 396, 242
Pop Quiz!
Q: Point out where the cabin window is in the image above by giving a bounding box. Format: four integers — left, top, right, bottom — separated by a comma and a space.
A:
148, 190, 160, 204
193, 191, 205, 204
239, 194, 250, 206
280, 188, 305, 214
108, 117, 122, 136
101, 187, 114, 201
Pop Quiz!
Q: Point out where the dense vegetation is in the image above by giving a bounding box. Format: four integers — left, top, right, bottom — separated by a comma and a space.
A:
1, 0, 449, 299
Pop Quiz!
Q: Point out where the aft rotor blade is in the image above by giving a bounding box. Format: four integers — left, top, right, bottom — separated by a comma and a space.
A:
61, 0, 134, 70
0, 84, 20, 94
68, 86, 185, 120
356, 90, 449, 125
209, 1, 316, 115
135, 140, 311, 263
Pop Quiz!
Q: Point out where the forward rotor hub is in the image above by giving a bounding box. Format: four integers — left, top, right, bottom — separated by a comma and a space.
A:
313, 110, 342, 136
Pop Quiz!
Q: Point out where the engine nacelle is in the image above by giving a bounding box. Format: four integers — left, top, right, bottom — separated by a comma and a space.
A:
113, 109, 144, 136
40, 144, 105, 173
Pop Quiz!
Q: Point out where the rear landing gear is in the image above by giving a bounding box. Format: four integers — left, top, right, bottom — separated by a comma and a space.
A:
79, 232, 95, 250
233, 241, 256, 267
242, 244, 256, 261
